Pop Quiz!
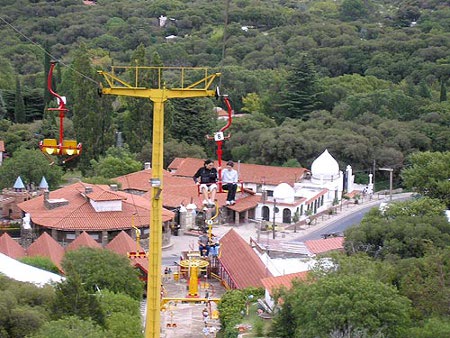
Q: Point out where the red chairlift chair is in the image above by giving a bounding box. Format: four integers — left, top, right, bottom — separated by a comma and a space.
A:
39, 61, 82, 164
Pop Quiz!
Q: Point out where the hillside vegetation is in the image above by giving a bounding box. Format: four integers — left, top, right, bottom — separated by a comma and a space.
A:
0, 0, 448, 185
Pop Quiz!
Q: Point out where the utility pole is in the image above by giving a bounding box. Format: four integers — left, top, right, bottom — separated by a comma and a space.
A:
379, 167, 393, 201
98, 66, 220, 337
272, 199, 277, 239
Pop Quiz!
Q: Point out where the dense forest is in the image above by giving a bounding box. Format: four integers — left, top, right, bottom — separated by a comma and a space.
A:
0, 0, 449, 188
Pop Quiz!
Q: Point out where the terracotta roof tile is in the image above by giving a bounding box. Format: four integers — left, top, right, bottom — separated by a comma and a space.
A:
0, 140, 5, 152
26, 232, 65, 270
0, 233, 26, 259
66, 231, 102, 251
261, 271, 309, 295
116, 168, 260, 210
305, 237, 344, 255
219, 229, 271, 288
168, 157, 308, 186
18, 182, 174, 231
106, 231, 141, 256
227, 194, 260, 212
114, 169, 172, 192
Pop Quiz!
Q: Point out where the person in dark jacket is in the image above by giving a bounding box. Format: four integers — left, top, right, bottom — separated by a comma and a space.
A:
193, 159, 218, 206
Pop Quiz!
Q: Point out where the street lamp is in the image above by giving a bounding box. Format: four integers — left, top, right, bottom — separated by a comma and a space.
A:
272, 199, 278, 239
379, 168, 393, 201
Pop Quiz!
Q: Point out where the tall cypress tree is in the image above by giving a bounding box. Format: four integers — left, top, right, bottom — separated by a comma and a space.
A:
14, 76, 26, 123
440, 78, 447, 102
70, 44, 114, 174
278, 54, 320, 122
43, 41, 52, 106
123, 44, 153, 153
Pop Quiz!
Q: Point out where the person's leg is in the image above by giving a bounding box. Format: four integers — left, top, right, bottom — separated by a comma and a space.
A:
210, 187, 216, 203
230, 183, 237, 201
223, 183, 232, 201
200, 185, 209, 203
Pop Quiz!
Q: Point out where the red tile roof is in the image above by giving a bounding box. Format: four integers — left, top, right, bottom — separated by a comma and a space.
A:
106, 230, 141, 256
261, 271, 309, 295
26, 232, 65, 270
227, 194, 261, 212
17, 182, 174, 232
114, 169, 172, 192
305, 237, 344, 255
0, 140, 5, 152
219, 229, 271, 289
66, 231, 102, 251
168, 157, 308, 186
0, 233, 26, 259
115, 168, 260, 210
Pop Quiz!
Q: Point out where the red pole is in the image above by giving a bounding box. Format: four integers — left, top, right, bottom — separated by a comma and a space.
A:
47, 62, 68, 153
217, 140, 223, 192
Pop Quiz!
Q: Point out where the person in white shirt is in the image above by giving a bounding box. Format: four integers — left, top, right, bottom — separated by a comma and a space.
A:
222, 160, 238, 205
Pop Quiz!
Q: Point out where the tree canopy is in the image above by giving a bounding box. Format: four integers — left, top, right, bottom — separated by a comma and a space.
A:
62, 247, 143, 300
271, 275, 412, 338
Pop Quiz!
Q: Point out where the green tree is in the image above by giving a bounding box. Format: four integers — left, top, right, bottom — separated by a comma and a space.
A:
122, 44, 153, 153
31, 316, 108, 338
408, 316, 450, 338
402, 151, 450, 207
19, 256, 60, 274
217, 289, 246, 331
62, 247, 143, 300
278, 54, 320, 122
344, 198, 450, 259
339, 0, 370, 21
14, 76, 26, 123
69, 44, 114, 175
162, 138, 206, 167
51, 273, 105, 326
169, 97, 216, 147
271, 275, 412, 338
440, 78, 447, 102
0, 277, 54, 338
0, 148, 63, 190
396, 248, 450, 318
43, 41, 53, 106
99, 290, 142, 338
90, 145, 142, 179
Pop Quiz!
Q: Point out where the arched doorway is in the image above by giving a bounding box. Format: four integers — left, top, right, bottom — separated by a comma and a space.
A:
282, 208, 291, 223
262, 206, 270, 221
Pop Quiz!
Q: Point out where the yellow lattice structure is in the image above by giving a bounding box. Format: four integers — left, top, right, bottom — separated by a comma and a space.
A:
98, 66, 220, 338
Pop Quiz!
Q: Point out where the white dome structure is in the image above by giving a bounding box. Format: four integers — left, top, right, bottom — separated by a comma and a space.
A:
274, 183, 295, 203
311, 149, 340, 183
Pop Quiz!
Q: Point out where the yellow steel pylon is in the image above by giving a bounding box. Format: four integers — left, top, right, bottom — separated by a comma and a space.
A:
98, 66, 220, 337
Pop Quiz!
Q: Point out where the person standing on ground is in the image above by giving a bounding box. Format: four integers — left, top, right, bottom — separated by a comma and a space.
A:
222, 160, 238, 205
193, 159, 218, 207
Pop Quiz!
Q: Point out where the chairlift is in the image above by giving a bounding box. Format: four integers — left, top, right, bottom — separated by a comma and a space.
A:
199, 88, 244, 197
39, 61, 82, 164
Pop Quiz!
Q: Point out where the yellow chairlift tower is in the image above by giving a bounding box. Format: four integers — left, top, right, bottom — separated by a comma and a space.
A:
98, 66, 220, 337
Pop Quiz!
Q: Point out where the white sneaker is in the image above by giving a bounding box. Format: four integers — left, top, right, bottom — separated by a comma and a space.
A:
226, 201, 230, 205
208, 199, 214, 205
231, 200, 236, 205
203, 199, 208, 205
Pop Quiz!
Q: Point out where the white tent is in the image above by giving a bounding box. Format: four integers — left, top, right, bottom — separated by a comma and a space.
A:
0, 253, 64, 287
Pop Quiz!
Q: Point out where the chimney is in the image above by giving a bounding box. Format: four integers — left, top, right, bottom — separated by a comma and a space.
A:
144, 162, 151, 170
110, 184, 118, 191
85, 186, 93, 194
44, 190, 49, 201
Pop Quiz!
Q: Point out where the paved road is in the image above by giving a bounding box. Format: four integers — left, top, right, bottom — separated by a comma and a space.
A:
294, 194, 413, 241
